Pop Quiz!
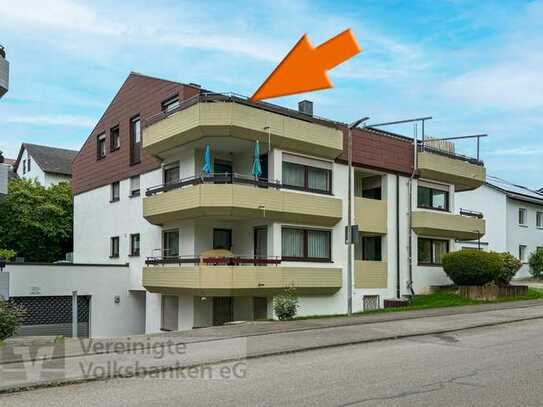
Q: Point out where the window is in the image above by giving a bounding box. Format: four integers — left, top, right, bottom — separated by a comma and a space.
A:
519, 245, 527, 262
110, 236, 119, 258
129, 175, 140, 197
163, 164, 180, 185
362, 236, 382, 261
519, 208, 527, 226
418, 185, 449, 211
418, 238, 449, 265
356, 175, 382, 200
282, 162, 331, 194
281, 228, 331, 262
97, 133, 106, 160
161, 96, 180, 113
130, 116, 141, 165
130, 234, 140, 256
110, 125, 120, 152
27, 157, 31, 172
111, 181, 120, 202
22, 159, 26, 174
537, 212, 543, 228
213, 229, 232, 250
163, 230, 179, 257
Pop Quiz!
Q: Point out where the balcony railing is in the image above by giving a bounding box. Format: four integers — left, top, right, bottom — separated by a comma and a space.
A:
142, 92, 340, 129
418, 144, 484, 166
146, 173, 281, 196
145, 255, 282, 267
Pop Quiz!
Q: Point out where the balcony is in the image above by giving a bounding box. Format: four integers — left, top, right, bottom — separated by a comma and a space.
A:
417, 146, 485, 191
142, 93, 344, 160
142, 256, 342, 296
411, 210, 485, 240
354, 261, 387, 289
143, 174, 343, 226
355, 197, 387, 234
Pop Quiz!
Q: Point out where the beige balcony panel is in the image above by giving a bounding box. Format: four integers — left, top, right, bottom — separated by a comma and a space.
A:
412, 210, 485, 240
417, 151, 485, 191
143, 265, 342, 296
143, 101, 344, 159
354, 261, 388, 289
143, 184, 343, 226
355, 197, 387, 234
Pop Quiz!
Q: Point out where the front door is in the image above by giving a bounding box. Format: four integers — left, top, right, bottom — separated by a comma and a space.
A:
213, 297, 233, 325
253, 297, 268, 320
254, 227, 268, 260
161, 295, 179, 331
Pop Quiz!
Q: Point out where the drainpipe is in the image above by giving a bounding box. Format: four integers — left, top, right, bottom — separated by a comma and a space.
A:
407, 123, 417, 296
396, 174, 401, 298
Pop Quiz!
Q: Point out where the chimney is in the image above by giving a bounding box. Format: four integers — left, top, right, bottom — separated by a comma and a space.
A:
298, 100, 313, 116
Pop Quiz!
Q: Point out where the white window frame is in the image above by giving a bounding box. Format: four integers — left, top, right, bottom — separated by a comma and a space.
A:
519, 245, 527, 262
518, 208, 527, 226
537, 211, 543, 229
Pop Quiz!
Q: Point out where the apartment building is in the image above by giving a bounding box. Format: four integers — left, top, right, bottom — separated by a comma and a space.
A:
456, 176, 543, 278
14, 143, 78, 187
72, 72, 486, 334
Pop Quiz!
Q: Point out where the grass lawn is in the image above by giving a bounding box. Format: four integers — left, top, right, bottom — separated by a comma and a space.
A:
360, 288, 543, 315
292, 288, 543, 320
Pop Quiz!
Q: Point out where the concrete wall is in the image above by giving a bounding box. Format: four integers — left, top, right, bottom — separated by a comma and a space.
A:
6, 263, 145, 337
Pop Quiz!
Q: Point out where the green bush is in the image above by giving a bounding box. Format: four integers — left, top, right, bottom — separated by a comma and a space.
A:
529, 250, 543, 279
494, 252, 522, 286
273, 287, 299, 320
0, 249, 16, 262
442, 250, 502, 286
0, 299, 25, 340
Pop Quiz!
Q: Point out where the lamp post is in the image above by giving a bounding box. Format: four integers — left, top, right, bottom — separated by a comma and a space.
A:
347, 117, 370, 316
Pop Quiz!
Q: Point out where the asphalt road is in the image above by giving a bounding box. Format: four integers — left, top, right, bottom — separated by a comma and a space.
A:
2, 319, 543, 407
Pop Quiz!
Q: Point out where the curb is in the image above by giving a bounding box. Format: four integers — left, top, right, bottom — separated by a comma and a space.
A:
1, 313, 542, 395
2, 300, 543, 366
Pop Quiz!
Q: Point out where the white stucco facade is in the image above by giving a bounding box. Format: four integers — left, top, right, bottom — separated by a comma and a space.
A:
456, 182, 543, 278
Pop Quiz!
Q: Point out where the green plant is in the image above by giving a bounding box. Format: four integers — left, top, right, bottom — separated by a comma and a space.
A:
0, 249, 16, 262
0, 299, 25, 340
442, 250, 502, 286
529, 250, 543, 279
273, 287, 299, 320
494, 252, 522, 286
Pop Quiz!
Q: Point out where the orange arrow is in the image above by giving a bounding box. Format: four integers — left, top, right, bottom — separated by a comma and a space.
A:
250, 29, 361, 102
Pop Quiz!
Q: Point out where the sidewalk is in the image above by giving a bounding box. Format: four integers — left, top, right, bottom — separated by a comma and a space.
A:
1, 300, 543, 393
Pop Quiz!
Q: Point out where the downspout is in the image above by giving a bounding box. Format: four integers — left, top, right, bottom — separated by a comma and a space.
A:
396, 174, 401, 298
407, 123, 417, 296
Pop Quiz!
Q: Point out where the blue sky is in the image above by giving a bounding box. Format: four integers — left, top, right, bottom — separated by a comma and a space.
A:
1, 0, 542, 187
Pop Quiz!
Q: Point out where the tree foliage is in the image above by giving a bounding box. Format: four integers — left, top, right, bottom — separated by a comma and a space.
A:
494, 252, 522, 286
273, 287, 299, 320
0, 179, 73, 262
0, 249, 16, 261
529, 250, 543, 279
0, 298, 25, 340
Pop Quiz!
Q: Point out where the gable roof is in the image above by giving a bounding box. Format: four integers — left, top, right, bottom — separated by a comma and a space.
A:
486, 175, 543, 205
14, 143, 78, 176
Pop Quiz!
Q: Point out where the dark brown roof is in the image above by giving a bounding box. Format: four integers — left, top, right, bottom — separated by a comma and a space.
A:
14, 143, 78, 176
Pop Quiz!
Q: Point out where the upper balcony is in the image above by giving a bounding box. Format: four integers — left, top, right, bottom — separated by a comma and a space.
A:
142, 93, 344, 160
417, 145, 485, 191
355, 197, 387, 234
412, 209, 485, 240
0, 45, 9, 98
143, 173, 343, 226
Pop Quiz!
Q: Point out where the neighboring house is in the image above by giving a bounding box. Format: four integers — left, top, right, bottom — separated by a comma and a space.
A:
71, 72, 486, 335
14, 143, 78, 187
0, 153, 16, 195
0, 44, 8, 98
456, 176, 543, 278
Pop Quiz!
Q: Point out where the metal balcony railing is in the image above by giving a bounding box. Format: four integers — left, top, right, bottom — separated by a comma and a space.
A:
145, 255, 282, 267
145, 172, 282, 196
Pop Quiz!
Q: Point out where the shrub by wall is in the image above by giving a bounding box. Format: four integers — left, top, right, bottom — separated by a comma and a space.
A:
529, 250, 543, 279
442, 250, 502, 286
494, 252, 522, 286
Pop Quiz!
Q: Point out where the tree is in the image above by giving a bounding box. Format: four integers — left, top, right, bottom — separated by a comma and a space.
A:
0, 179, 73, 262
529, 250, 543, 279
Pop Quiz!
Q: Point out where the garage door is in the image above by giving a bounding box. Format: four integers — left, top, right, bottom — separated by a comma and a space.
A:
9, 296, 90, 337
